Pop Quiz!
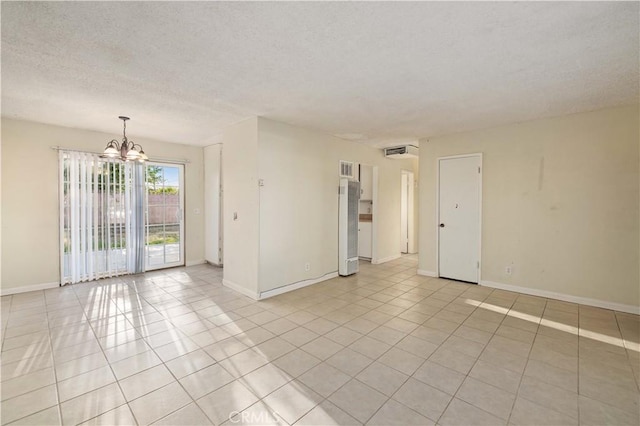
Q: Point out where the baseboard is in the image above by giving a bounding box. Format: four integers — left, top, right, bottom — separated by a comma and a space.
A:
259, 271, 339, 300
417, 269, 437, 277
0, 281, 60, 296
205, 260, 223, 267
372, 254, 401, 265
479, 280, 640, 315
222, 279, 260, 300
186, 259, 206, 267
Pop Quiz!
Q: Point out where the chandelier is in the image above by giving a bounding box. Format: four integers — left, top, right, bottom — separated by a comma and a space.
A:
101, 116, 148, 162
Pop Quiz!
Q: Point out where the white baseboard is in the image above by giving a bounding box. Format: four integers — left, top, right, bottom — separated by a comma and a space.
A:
222, 279, 259, 300
417, 269, 437, 277
260, 271, 338, 300
0, 281, 60, 296
186, 259, 206, 267
479, 280, 640, 315
372, 254, 401, 265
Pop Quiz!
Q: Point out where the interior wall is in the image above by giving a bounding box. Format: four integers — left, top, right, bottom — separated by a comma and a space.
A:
418, 105, 639, 309
221, 117, 260, 297
1, 118, 205, 293
257, 117, 417, 293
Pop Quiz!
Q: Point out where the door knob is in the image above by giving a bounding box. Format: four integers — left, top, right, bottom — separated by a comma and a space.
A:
439, 223, 445, 228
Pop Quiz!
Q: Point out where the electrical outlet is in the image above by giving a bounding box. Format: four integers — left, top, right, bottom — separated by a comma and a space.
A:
505, 266, 512, 275
304, 262, 310, 271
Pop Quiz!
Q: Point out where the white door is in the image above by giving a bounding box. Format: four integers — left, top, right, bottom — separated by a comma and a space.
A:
438, 155, 481, 283
204, 145, 223, 265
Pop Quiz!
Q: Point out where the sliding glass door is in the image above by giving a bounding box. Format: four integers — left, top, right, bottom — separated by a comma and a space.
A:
145, 163, 184, 270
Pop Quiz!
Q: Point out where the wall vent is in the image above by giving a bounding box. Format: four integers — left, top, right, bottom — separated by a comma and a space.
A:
339, 160, 354, 178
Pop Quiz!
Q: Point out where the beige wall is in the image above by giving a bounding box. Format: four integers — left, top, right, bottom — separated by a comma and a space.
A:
419, 105, 639, 310
257, 118, 417, 294
221, 118, 260, 296
1, 118, 205, 293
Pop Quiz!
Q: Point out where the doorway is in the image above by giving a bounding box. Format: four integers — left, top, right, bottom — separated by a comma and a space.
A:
400, 170, 414, 254
145, 163, 185, 270
437, 154, 481, 283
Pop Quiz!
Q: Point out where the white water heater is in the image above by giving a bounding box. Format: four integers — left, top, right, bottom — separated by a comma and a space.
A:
339, 178, 360, 276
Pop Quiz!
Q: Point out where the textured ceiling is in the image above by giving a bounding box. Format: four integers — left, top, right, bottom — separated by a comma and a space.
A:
2, 2, 638, 147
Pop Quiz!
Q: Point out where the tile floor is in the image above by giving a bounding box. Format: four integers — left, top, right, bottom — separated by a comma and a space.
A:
1, 255, 639, 425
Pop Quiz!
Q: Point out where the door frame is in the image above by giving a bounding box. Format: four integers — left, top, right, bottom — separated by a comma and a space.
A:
145, 161, 185, 271
436, 153, 483, 282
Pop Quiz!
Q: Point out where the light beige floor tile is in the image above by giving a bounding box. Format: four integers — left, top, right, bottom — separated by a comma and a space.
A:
203, 336, 249, 361
152, 402, 211, 425
179, 363, 235, 399
302, 318, 340, 335
239, 363, 292, 398
224, 400, 284, 425
254, 336, 297, 360
367, 399, 433, 426
377, 347, 424, 376
328, 379, 388, 423
468, 359, 521, 394
440, 335, 485, 358
262, 318, 298, 335
263, 380, 321, 424
324, 327, 364, 346
349, 336, 392, 359
439, 397, 505, 426
164, 348, 216, 379
103, 339, 151, 364
519, 375, 578, 419
60, 383, 125, 425
295, 400, 360, 426
478, 346, 528, 374
300, 336, 343, 360
154, 337, 201, 362
196, 381, 260, 425
78, 404, 136, 426
396, 335, 439, 359
279, 327, 319, 347
1, 384, 59, 424
273, 349, 322, 378
128, 382, 192, 425
109, 349, 162, 380
298, 362, 351, 397
578, 374, 640, 414
455, 377, 515, 420
118, 364, 175, 401
367, 325, 406, 345
409, 326, 450, 345
392, 377, 452, 421
429, 347, 476, 374
219, 347, 270, 377
509, 396, 578, 425
1, 367, 56, 401
356, 361, 409, 396
58, 365, 116, 402
326, 347, 373, 376
1, 352, 54, 381
578, 394, 639, 425
412, 360, 465, 395
522, 358, 577, 392
6, 406, 61, 426
453, 325, 493, 344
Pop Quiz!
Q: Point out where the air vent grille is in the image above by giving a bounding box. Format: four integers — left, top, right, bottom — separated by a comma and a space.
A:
340, 161, 354, 178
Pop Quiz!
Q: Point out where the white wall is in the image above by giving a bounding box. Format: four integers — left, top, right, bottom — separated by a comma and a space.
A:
204, 144, 222, 265
1, 118, 205, 294
257, 118, 417, 294
419, 105, 639, 311
221, 118, 260, 297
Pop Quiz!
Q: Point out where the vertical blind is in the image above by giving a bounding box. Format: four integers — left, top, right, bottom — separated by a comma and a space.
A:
59, 151, 145, 285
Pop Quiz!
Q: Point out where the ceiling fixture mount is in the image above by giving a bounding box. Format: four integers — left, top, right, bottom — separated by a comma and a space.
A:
101, 116, 148, 162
